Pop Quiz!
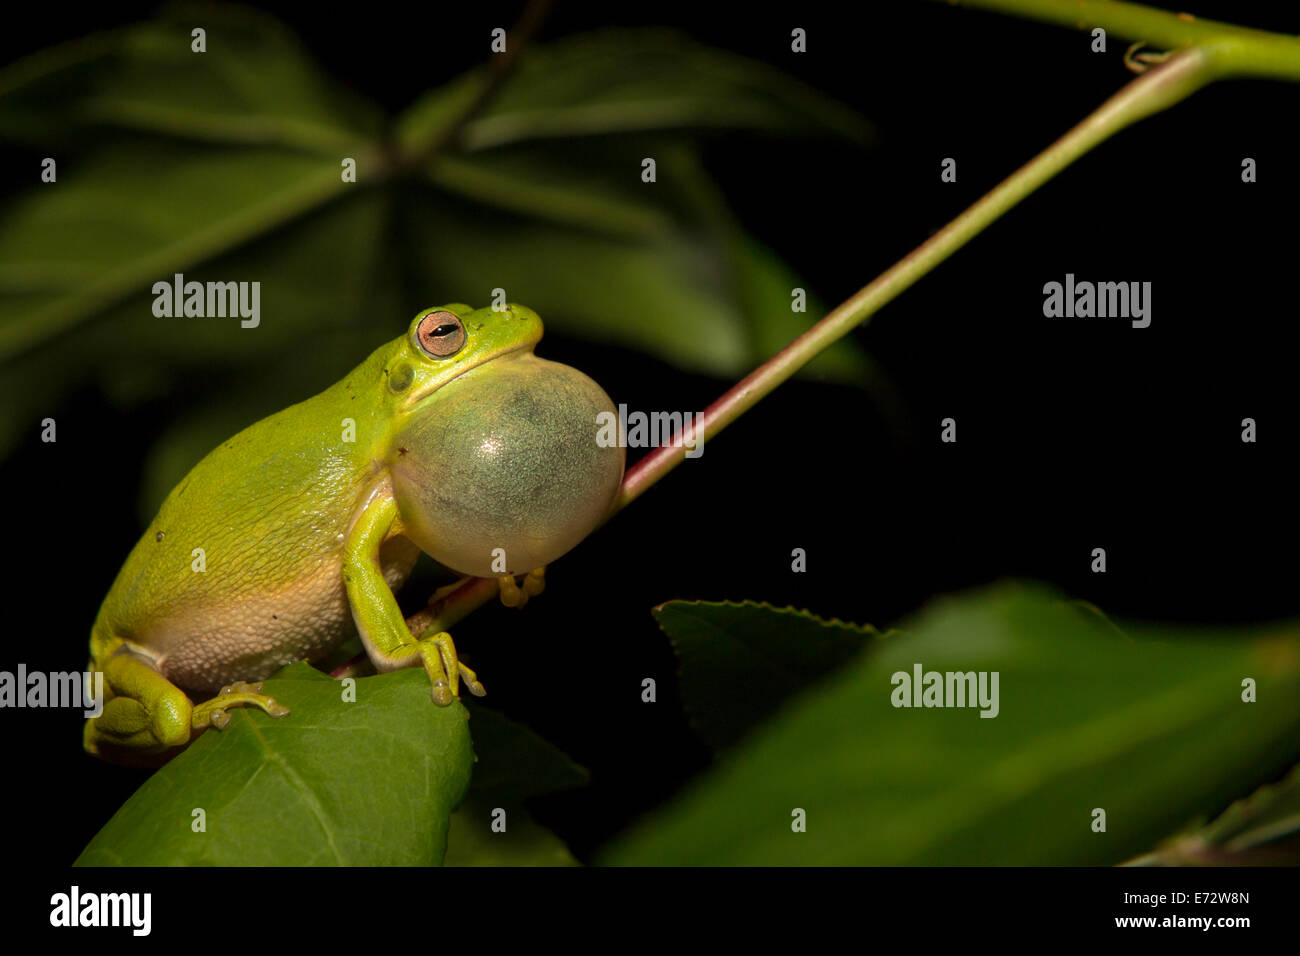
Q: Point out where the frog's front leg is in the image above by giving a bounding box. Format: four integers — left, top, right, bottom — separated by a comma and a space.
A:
83, 648, 288, 760
344, 491, 485, 705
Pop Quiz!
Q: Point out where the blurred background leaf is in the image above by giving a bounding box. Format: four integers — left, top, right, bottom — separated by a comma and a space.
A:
603, 584, 1300, 865
0, 2, 882, 471
398, 27, 875, 151
0, 3, 378, 148
443, 701, 588, 866
656, 599, 883, 751
1128, 761, 1300, 866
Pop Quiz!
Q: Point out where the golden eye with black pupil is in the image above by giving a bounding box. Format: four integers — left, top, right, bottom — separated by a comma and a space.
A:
415, 311, 466, 357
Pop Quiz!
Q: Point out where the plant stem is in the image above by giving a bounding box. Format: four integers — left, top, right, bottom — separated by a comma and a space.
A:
423, 45, 1214, 635
940, 0, 1300, 82
403, 0, 553, 168
616, 47, 1208, 512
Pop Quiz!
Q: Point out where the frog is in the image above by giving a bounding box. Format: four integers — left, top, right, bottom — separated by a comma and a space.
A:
84, 303, 624, 763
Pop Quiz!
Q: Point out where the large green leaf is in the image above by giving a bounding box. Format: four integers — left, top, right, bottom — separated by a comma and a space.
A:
75, 664, 473, 866
404, 182, 748, 373
603, 583, 1300, 865
656, 600, 882, 750
411, 142, 872, 379
0, 181, 393, 460
0, 2, 381, 367
0, 142, 355, 361
0, 1, 378, 149
400, 28, 874, 152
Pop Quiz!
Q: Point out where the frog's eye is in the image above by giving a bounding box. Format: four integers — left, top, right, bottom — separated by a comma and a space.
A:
415, 311, 466, 358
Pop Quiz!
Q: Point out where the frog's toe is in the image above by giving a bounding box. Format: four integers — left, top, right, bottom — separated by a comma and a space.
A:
459, 662, 486, 697
523, 566, 546, 597
498, 574, 525, 608
192, 681, 290, 731
410, 630, 485, 704
430, 678, 454, 706
498, 566, 546, 608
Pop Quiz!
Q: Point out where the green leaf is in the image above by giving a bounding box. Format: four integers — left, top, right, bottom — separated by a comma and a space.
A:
0, 1, 378, 149
404, 187, 746, 373
1129, 761, 1300, 865
400, 28, 874, 152
0, 141, 353, 363
0, 8, 881, 462
476, 26, 871, 145
75, 664, 473, 866
444, 702, 587, 866
400, 28, 878, 380
656, 600, 881, 750
0, 1, 380, 372
461, 701, 589, 803
426, 150, 678, 242
603, 583, 1300, 865
411, 145, 872, 380
444, 804, 580, 867
0, 184, 394, 461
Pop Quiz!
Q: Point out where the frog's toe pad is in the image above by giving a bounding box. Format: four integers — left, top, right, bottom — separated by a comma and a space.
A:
523, 567, 545, 597
498, 574, 525, 608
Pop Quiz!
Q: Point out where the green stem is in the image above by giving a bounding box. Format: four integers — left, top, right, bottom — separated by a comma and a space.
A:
940, 0, 1300, 82
613, 46, 1208, 512
424, 45, 1214, 634
401, 0, 553, 169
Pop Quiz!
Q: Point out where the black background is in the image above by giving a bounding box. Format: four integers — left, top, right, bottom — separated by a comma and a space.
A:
1, 0, 1297, 868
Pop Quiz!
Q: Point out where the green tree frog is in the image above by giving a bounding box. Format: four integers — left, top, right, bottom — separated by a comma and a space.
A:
84, 304, 624, 762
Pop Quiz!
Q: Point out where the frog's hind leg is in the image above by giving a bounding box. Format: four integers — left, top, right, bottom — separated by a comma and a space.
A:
84, 644, 288, 761
498, 566, 546, 609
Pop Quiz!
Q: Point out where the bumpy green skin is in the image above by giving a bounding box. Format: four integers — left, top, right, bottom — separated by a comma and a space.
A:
86, 304, 622, 757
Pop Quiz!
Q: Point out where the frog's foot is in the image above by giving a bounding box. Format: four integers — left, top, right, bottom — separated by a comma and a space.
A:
498, 566, 546, 609
84, 653, 288, 762
387, 631, 486, 705
191, 681, 290, 732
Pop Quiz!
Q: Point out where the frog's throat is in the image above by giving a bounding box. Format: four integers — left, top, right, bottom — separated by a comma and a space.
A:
404, 341, 537, 410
